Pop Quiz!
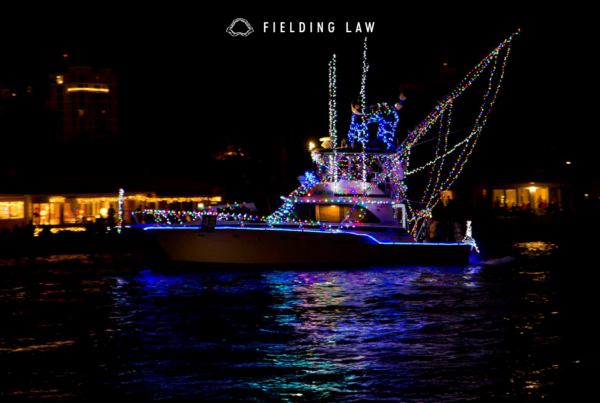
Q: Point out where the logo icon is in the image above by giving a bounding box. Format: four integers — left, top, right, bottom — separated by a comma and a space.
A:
226, 18, 254, 37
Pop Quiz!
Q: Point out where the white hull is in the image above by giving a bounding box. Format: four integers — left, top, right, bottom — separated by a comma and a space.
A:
147, 227, 470, 266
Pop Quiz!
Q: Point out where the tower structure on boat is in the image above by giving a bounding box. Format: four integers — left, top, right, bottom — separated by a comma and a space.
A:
266, 38, 410, 235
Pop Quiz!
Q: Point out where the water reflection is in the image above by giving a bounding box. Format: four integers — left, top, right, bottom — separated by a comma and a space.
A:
0, 244, 572, 401
94, 265, 562, 401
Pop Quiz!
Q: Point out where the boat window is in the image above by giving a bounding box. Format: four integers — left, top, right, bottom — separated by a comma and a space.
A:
315, 204, 380, 224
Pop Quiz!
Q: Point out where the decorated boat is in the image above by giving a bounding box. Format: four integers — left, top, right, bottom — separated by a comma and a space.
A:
146, 32, 519, 266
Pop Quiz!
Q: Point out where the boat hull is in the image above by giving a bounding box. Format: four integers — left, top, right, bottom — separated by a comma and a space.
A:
147, 227, 471, 266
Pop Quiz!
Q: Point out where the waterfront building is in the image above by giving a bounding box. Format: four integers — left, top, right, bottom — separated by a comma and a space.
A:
474, 181, 574, 214
0, 176, 223, 232
45, 66, 118, 141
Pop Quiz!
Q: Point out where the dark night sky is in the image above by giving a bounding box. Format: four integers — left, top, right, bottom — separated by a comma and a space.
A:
1, 7, 593, 188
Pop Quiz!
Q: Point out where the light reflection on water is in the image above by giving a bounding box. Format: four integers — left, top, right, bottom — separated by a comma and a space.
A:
0, 242, 575, 401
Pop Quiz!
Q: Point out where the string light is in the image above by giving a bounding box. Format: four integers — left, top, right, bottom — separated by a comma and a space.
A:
346, 38, 398, 150
329, 54, 338, 189
360, 37, 368, 117
402, 31, 517, 238
117, 188, 124, 234
75, 195, 222, 204
360, 37, 368, 190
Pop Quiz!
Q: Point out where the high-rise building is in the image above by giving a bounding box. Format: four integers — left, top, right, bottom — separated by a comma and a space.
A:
45, 66, 118, 141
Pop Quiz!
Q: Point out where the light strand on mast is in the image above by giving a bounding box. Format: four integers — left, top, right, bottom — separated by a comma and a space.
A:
360, 37, 368, 190
329, 54, 338, 189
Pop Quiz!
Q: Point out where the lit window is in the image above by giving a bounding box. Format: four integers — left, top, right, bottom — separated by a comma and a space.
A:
0, 202, 25, 219
67, 87, 109, 93
57, 75, 64, 84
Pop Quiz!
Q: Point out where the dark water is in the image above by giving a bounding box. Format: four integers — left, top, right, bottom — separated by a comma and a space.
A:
0, 242, 588, 402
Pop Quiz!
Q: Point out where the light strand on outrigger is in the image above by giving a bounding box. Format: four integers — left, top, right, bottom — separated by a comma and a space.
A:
421, 102, 451, 202
400, 31, 518, 158
402, 31, 517, 239
409, 125, 475, 148
405, 123, 480, 176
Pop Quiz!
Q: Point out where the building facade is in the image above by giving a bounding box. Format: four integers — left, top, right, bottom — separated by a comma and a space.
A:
474, 181, 575, 215
1, 191, 223, 232
45, 66, 118, 141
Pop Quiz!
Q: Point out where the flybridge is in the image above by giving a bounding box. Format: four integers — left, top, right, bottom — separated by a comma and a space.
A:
263, 22, 375, 34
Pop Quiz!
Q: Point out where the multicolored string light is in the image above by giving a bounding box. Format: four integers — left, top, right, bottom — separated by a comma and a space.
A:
403, 30, 518, 238
117, 188, 124, 234
346, 37, 398, 150
329, 54, 338, 189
